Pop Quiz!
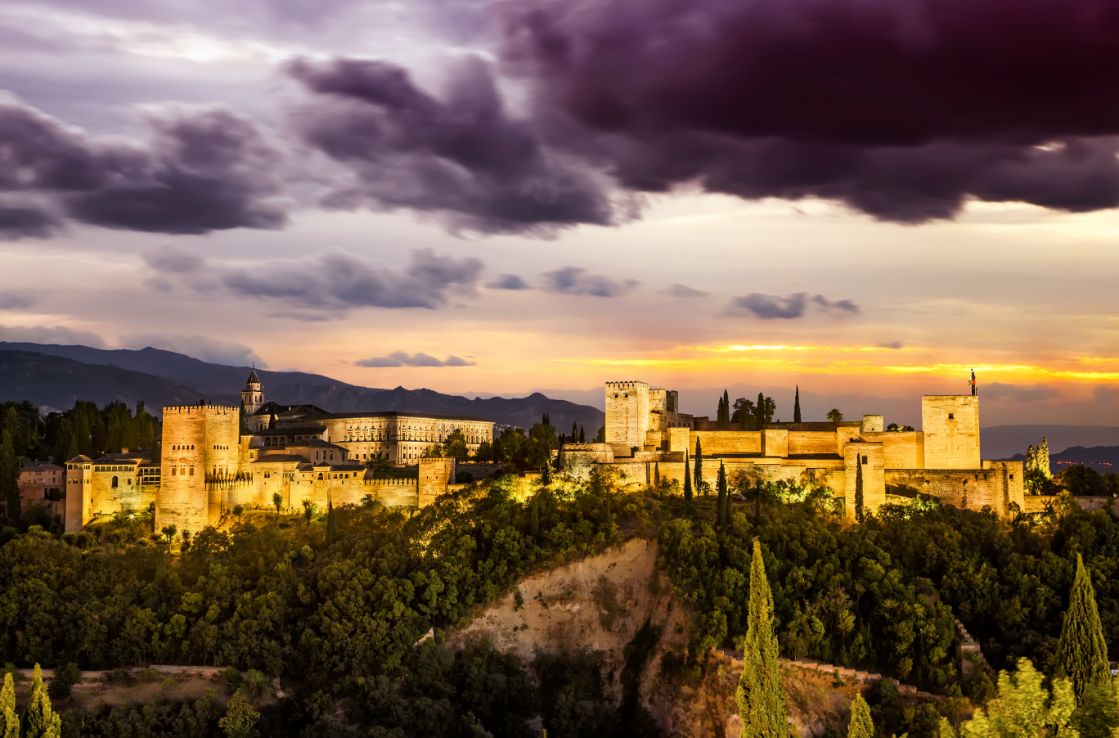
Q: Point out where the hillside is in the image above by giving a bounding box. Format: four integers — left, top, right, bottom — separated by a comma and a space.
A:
0, 350, 203, 410
0, 342, 604, 430
1009, 444, 1119, 474
982, 424, 1119, 460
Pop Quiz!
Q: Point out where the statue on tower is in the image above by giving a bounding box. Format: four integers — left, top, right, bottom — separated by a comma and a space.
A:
969, 369, 977, 396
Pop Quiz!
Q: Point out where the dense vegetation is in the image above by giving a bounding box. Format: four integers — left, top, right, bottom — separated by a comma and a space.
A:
660, 487, 1119, 697
2, 465, 1119, 735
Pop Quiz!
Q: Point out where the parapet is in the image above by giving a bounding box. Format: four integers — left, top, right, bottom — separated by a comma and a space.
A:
162, 404, 240, 416
605, 380, 650, 390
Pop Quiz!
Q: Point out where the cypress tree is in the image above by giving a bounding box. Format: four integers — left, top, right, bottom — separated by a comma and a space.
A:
847, 693, 874, 738
540, 458, 552, 486
530, 495, 541, 540
737, 539, 788, 738
1057, 554, 1111, 698
579, 426, 586, 443
66, 430, 79, 461
694, 437, 704, 494
716, 461, 728, 528
854, 453, 865, 524
326, 495, 338, 544
654, 462, 661, 488
793, 386, 802, 424
684, 454, 693, 505
755, 392, 767, 430
0, 672, 19, 738
0, 428, 17, 522
25, 664, 61, 738
571, 421, 578, 441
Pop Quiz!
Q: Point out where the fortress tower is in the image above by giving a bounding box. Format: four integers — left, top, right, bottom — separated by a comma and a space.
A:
921, 395, 980, 469
241, 368, 264, 417
605, 381, 651, 455
157, 403, 241, 536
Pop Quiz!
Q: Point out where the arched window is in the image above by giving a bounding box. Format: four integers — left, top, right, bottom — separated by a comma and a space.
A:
111, 476, 119, 488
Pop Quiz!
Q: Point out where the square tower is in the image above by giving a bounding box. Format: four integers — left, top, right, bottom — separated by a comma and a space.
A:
605, 381, 650, 456
922, 395, 980, 469
158, 403, 242, 536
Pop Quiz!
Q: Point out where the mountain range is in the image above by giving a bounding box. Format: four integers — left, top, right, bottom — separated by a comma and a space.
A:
0, 342, 605, 433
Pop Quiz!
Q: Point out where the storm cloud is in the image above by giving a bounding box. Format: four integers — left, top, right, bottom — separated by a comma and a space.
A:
497, 0, 1119, 222
487, 274, 530, 290
0, 96, 288, 235
355, 352, 475, 367
225, 249, 483, 311
725, 292, 860, 320
541, 266, 637, 297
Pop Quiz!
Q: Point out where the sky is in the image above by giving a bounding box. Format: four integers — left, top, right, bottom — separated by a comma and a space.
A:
1, 0, 1118, 427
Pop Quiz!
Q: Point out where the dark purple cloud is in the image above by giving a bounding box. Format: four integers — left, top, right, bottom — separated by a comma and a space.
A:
724, 292, 859, 320
355, 351, 475, 367
662, 283, 707, 299
0, 201, 61, 239
487, 274, 530, 290
497, 0, 1119, 221
224, 249, 483, 311
287, 56, 615, 234
0, 96, 287, 235
541, 266, 637, 297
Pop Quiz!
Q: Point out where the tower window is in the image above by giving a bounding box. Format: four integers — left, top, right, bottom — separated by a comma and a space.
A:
948, 413, 955, 420
861, 455, 868, 464
111, 476, 119, 488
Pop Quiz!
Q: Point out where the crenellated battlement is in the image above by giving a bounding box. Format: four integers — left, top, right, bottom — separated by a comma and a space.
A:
163, 404, 239, 416
605, 380, 649, 390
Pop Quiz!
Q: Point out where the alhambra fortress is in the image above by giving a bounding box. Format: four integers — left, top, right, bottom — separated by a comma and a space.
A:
564, 380, 1025, 516
32, 372, 1024, 535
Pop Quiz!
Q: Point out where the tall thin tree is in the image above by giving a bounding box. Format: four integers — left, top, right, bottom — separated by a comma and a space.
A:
694, 437, 704, 494
24, 664, 61, 738
737, 539, 788, 738
847, 693, 874, 738
0, 672, 18, 738
1057, 554, 1111, 698
793, 385, 802, 424
716, 461, 729, 528
854, 453, 866, 524
684, 454, 693, 505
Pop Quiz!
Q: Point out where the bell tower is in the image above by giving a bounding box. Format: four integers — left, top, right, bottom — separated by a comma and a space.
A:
241, 368, 264, 417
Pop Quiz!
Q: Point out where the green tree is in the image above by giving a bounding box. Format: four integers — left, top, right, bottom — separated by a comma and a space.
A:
0, 672, 19, 738
847, 693, 874, 738
718, 390, 731, 429
793, 386, 802, 424
272, 492, 283, 514
24, 664, 61, 738
441, 428, 470, 463
694, 437, 704, 494
1057, 554, 1110, 698
0, 426, 17, 522
959, 659, 1076, 738
716, 461, 729, 528
540, 457, 552, 486
827, 409, 844, 423
737, 539, 788, 738
855, 453, 866, 524
219, 689, 259, 738
684, 455, 693, 505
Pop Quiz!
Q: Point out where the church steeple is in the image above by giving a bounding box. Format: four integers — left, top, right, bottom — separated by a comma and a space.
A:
241, 367, 264, 417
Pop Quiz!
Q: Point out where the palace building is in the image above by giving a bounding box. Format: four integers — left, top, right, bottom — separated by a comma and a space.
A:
561, 380, 1025, 518
63, 371, 495, 533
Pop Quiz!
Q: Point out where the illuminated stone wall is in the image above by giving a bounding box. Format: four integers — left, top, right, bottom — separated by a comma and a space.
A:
605, 381, 650, 455
921, 395, 981, 469
157, 404, 240, 535
319, 416, 493, 466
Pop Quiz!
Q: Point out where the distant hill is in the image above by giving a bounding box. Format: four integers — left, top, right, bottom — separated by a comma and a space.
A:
0, 343, 605, 432
0, 350, 203, 410
1009, 445, 1119, 474
981, 424, 1119, 460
